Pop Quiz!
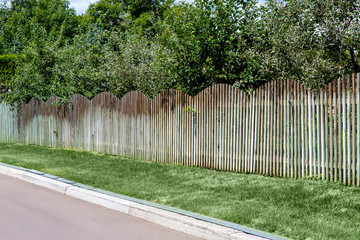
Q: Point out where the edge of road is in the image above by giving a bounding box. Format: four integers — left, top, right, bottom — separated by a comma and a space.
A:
0, 162, 289, 240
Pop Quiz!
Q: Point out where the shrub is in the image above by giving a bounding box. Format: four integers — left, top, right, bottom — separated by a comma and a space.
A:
0, 54, 16, 85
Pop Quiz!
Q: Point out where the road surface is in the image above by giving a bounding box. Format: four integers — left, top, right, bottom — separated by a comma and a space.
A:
0, 174, 202, 240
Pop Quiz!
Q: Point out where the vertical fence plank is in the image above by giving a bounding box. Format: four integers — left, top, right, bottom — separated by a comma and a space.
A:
174, 91, 178, 164
329, 82, 334, 181
283, 82, 288, 177
357, 73, 360, 187
198, 90, 202, 167
193, 90, 197, 167
279, 81, 284, 176
347, 76, 351, 185
219, 85, 223, 170
293, 82, 298, 178
301, 84, 306, 177
343, 77, 347, 184
243, 91, 247, 172
278, 82, 282, 176
320, 89, 326, 179
214, 85, 219, 169
332, 80, 338, 182
315, 91, 320, 178
352, 74, 356, 186
230, 87, 235, 171
234, 89, 239, 171
212, 86, 216, 169
296, 82, 301, 178
208, 88, 213, 169
223, 85, 228, 170
229, 88, 234, 171
258, 87, 263, 174
270, 81, 275, 176
274, 81, 279, 176
290, 81, 295, 177
309, 93, 314, 177
265, 83, 270, 175
306, 86, 310, 177
257, 86, 263, 174
250, 91, 256, 173
338, 78, 343, 182
259, 86, 265, 175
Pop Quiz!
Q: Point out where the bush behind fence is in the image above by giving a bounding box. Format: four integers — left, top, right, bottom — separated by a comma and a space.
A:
1, 73, 360, 185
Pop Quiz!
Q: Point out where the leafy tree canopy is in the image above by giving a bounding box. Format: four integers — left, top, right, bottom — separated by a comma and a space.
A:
85, 0, 174, 34
0, 0, 359, 105
255, 0, 360, 89
0, 54, 16, 85
159, 0, 270, 95
0, 0, 79, 54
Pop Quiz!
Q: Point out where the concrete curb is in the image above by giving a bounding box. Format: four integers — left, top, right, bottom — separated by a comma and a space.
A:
0, 163, 289, 240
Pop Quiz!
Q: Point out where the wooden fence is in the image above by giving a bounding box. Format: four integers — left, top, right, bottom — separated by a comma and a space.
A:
1, 74, 360, 185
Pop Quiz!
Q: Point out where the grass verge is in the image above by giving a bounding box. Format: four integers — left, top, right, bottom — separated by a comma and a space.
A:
0, 142, 360, 240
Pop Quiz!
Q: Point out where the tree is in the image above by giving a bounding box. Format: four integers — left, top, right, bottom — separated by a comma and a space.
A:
254, 0, 360, 89
0, 1, 10, 53
102, 30, 173, 98
85, 0, 129, 31
2, 25, 110, 105
2, 24, 172, 105
85, 0, 174, 33
158, 0, 268, 95
125, 0, 174, 19
2, 0, 359, 106
0, 0, 79, 54
0, 54, 16, 85
314, 0, 360, 73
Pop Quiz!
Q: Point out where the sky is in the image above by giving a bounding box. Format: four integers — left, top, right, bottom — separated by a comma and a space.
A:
68, 0, 194, 15
69, 0, 265, 15
68, 0, 97, 15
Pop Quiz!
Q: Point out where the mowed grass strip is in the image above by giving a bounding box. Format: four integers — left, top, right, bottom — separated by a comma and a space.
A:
0, 142, 360, 240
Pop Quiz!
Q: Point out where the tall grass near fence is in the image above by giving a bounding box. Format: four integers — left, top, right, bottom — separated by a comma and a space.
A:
1, 73, 360, 185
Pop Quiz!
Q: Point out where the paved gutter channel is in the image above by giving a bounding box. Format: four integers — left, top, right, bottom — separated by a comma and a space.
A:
0, 162, 290, 240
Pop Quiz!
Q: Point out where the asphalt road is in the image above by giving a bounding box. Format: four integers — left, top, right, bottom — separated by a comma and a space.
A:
0, 174, 202, 240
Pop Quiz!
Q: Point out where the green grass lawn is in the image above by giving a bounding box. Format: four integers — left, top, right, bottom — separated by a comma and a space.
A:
0, 142, 359, 240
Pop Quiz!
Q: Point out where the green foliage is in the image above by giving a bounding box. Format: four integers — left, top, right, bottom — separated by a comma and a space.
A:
85, 0, 174, 34
50, 26, 110, 102
1, 0, 359, 105
0, 1, 10, 53
253, 0, 360, 89
184, 106, 196, 116
85, 0, 129, 31
0, 54, 16, 84
124, 0, 174, 20
3, 40, 58, 104
159, 0, 269, 96
0, 0, 79, 54
2, 24, 102, 104
2, 24, 172, 105
102, 30, 173, 98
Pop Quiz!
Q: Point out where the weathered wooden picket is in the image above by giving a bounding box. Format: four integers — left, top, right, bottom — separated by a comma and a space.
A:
1, 74, 360, 185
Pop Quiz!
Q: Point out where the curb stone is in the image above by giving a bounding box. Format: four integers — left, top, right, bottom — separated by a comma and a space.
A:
0, 162, 289, 240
